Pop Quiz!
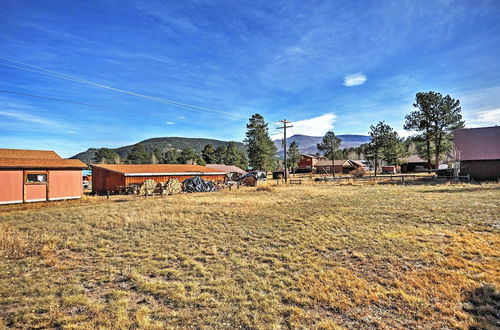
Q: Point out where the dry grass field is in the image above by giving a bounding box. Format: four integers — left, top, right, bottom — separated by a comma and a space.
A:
1, 183, 499, 329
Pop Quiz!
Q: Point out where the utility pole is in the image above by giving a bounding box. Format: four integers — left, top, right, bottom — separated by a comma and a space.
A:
277, 119, 293, 183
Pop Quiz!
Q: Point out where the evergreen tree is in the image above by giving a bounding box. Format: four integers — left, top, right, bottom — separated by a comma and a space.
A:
178, 147, 197, 164
317, 131, 342, 177
244, 114, 277, 171
163, 149, 179, 164
126, 144, 150, 164
152, 148, 163, 164
236, 149, 248, 170
196, 156, 206, 166
286, 141, 301, 175
404, 91, 464, 168
214, 146, 227, 164
365, 121, 405, 175
94, 148, 118, 164
201, 144, 216, 164
224, 142, 240, 166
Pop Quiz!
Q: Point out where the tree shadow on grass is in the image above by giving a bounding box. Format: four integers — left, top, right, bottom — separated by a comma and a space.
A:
420, 186, 500, 194
463, 284, 499, 329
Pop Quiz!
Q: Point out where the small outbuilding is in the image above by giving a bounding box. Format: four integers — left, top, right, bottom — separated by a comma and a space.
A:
454, 126, 500, 180
91, 164, 226, 194
314, 160, 346, 174
401, 154, 432, 173
0, 148, 87, 204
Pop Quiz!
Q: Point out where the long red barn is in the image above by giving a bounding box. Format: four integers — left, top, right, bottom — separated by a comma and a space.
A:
91, 164, 226, 194
0, 148, 87, 204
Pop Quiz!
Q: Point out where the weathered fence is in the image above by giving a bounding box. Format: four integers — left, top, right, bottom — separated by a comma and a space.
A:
314, 174, 470, 183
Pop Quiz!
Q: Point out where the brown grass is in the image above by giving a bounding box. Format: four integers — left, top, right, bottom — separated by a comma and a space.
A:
0, 183, 499, 328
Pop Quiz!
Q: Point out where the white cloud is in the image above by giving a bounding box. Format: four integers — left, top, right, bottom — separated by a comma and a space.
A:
0, 109, 76, 132
165, 121, 175, 125
466, 108, 500, 127
343, 73, 367, 87
271, 113, 337, 140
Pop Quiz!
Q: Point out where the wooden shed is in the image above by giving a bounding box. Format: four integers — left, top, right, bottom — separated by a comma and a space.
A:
0, 148, 87, 205
91, 164, 226, 194
314, 160, 347, 174
454, 126, 500, 180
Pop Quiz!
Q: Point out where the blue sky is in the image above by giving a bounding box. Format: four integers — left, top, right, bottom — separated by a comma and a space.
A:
1, 0, 500, 157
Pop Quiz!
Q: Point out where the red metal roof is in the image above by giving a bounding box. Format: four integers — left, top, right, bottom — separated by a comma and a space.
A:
206, 164, 247, 174
0, 158, 87, 169
0, 148, 86, 169
92, 164, 226, 175
404, 154, 426, 163
315, 160, 348, 166
454, 126, 500, 161
0, 148, 61, 159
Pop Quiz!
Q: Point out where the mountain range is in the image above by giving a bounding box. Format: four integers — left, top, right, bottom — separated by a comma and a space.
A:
70, 137, 245, 163
273, 134, 370, 156
70, 134, 370, 163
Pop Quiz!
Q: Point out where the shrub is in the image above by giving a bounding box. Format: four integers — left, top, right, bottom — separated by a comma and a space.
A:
351, 167, 366, 177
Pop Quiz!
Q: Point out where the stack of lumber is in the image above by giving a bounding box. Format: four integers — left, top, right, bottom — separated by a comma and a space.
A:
165, 179, 182, 195
138, 179, 158, 196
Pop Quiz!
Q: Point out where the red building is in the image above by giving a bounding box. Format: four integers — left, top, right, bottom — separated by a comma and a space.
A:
297, 155, 326, 172
0, 149, 87, 205
454, 126, 500, 180
91, 164, 226, 194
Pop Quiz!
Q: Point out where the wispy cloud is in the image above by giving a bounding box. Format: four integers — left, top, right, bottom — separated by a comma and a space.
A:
0, 108, 77, 133
466, 108, 500, 127
165, 121, 175, 125
271, 113, 337, 139
343, 73, 367, 87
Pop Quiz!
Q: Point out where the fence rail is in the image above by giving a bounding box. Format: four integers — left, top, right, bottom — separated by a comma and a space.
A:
314, 174, 470, 183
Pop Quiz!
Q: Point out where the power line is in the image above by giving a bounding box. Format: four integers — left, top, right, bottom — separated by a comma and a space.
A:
0, 56, 247, 120
276, 119, 293, 183
0, 88, 245, 128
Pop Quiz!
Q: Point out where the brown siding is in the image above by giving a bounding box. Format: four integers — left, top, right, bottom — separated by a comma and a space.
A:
460, 160, 500, 180
125, 175, 225, 186
315, 165, 343, 174
92, 167, 125, 194
91, 166, 225, 193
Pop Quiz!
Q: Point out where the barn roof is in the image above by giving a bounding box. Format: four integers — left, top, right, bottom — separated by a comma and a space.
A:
0, 148, 61, 159
315, 160, 348, 166
92, 164, 226, 176
454, 126, 500, 161
206, 164, 247, 174
0, 148, 86, 169
404, 154, 427, 163
348, 160, 365, 167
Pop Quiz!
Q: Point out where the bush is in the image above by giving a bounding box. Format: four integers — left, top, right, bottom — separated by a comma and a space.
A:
350, 167, 366, 177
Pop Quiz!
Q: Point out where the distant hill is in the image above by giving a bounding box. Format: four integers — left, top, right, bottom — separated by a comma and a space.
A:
273, 134, 370, 156
71, 137, 245, 163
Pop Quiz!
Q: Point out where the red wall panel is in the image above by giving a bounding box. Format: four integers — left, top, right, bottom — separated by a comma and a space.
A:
0, 170, 23, 204
48, 170, 83, 200
25, 184, 47, 202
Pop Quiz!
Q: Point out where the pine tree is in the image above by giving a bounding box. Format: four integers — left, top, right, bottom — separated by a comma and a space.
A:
163, 149, 179, 164
365, 121, 405, 175
224, 142, 240, 166
94, 148, 118, 164
286, 141, 301, 175
201, 144, 216, 164
214, 146, 226, 164
126, 144, 149, 164
178, 148, 197, 164
317, 131, 342, 177
404, 91, 464, 168
236, 149, 248, 170
244, 114, 277, 171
